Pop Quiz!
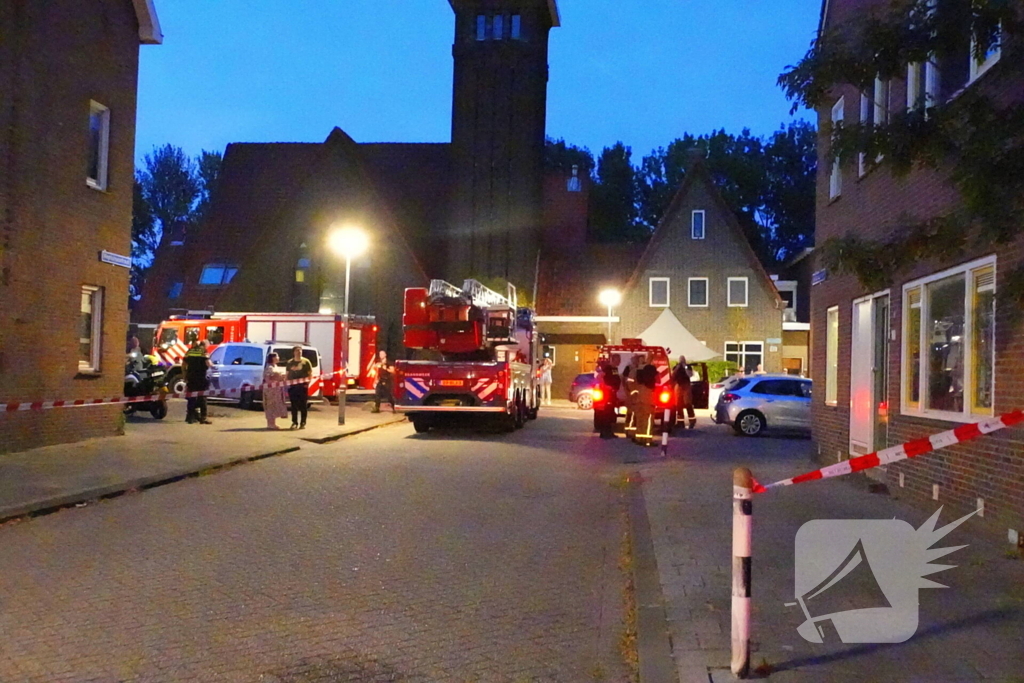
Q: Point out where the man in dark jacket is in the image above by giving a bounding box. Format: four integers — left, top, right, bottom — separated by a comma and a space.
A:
672, 355, 696, 429
598, 364, 621, 439
285, 346, 313, 429
183, 341, 212, 424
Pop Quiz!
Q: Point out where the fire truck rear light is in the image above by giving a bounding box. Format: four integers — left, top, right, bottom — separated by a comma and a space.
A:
659, 391, 671, 404
592, 388, 604, 402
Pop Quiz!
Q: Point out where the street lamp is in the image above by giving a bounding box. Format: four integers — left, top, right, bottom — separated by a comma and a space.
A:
599, 288, 622, 343
328, 225, 370, 425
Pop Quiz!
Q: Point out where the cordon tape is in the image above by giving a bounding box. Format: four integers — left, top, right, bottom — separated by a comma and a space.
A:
753, 409, 1024, 493
0, 371, 343, 414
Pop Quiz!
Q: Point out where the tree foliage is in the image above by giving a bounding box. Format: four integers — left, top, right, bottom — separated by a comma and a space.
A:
778, 0, 1024, 303
546, 123, 817, 266
131, 145, 223, 300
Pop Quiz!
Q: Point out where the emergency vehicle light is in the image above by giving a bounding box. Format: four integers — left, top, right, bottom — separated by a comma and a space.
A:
592, 388, 604, 402
659, 391, 671, 404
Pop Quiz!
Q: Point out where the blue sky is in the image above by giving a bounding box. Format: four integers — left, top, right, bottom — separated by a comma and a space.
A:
135, 0, 820, 164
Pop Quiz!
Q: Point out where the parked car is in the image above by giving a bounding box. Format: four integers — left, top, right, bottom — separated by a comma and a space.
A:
712, 375, 812, 437
569, 372, 601, 409
208, 342, 322, 409
709, 373, 745, 408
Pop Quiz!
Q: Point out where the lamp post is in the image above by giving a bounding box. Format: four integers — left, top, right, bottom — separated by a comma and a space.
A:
599, 289, 622, 344
328, 226, 370, 425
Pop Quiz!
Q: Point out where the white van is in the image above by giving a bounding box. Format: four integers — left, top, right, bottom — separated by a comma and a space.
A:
208, 342, 322, 409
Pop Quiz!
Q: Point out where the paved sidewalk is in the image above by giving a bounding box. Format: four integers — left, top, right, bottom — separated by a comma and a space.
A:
0, 399, 404, 520
637, 417, 1024, 682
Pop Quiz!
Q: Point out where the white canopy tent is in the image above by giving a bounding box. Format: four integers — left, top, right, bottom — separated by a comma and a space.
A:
635, 309, 720, 362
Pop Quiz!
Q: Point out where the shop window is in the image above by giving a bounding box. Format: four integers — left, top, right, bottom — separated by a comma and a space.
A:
902, 257, 996, 421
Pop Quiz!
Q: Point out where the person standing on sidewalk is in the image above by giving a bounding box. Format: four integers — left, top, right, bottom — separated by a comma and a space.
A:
285, 346, 313, 429
598, 364, 621, 439
672, 354, 697, 430
183, 341, 212, 425
371, 350, 395, 413
262, 352, 288, 430
539, 358, 554, 406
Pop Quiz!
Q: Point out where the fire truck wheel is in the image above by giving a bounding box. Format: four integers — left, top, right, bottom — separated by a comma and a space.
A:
514, 394, 526, 429
169, 373, 187, 396
412, 418, 431, 434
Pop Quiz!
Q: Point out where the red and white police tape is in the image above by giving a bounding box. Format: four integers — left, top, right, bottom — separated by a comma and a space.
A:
0, 371, 341, 414
753, 409, 1024, 494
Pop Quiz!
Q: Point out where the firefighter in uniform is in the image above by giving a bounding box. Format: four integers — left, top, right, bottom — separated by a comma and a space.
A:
598, 364, 621, 439
371, 350, 395, 413
183, 341, 212, 425
622, 364, 639, 440
672, 354, 697, 430
633, 365, 657, 446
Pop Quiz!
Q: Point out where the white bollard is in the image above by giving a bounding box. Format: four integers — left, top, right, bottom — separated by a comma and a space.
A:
732, 467, 753, 678
661, 408, 671, 456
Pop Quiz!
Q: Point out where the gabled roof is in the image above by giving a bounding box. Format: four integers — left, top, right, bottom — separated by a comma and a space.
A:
447, 0, 560, 27
537, 243, 646, 316
623, 154, 782, 305
132, 0, 163, 44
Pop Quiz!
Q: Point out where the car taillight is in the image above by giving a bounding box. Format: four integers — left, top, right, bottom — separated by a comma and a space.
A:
592, 387, 604, 402
721, 392, 740, 403
659, 391, 671, 404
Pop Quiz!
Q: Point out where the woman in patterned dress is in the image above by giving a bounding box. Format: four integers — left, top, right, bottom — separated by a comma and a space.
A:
263, 352, 289, 429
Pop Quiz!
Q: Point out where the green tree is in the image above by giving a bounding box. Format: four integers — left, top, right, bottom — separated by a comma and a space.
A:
589, 142, 647, 243
544, 137, 595, 176
194, 149, 223, 224
777, 0, 1023, 300
130, 175, 157, 299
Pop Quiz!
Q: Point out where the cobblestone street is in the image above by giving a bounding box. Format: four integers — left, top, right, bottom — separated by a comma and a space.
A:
0, 411, 628, 682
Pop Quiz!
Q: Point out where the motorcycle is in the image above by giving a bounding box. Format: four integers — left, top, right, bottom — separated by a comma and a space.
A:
124, 354, 169, 419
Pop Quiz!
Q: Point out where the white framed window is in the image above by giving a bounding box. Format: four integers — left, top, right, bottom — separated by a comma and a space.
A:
969, 25, 1001, 82
87, 101, 110, 190
825, 306, 839, 405
907, 61, 939, 112
858, 91, 872, 177
872, 77, 889, 164
649, 277, 670, 308
829, 98, 843, 199
688, 278, 708, 308
691, 210, 705, 239
901, 256, 996, 422
725, 342, 764, 374
199, 263, 239, 286
727, 277, 748, 307
79, 286, 103, 372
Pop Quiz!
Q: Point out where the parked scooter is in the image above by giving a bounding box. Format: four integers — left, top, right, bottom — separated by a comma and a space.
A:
124, 354, 169, 419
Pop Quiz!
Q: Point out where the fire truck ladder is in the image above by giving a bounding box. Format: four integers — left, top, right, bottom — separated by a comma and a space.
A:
461, 280, 516, 310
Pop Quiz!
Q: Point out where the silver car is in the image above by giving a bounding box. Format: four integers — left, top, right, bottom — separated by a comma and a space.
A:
712, 374, 812, 436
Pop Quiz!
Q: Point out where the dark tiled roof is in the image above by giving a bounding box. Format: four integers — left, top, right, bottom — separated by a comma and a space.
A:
358, 143, 454, 277
537, 243, 646, 316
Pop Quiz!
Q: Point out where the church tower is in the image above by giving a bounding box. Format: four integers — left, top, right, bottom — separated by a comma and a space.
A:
447, 0, 559, 288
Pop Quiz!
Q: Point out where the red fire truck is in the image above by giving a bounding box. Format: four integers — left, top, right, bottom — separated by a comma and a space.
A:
152, 312, 377, 398
394, 280, 540, 433
591, 339, 710, 432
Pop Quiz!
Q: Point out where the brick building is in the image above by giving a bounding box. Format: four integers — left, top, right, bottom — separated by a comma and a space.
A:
0, 0, 161, 453
139, 0, 561, 338
811, 0, 1023, 538
537, 156, 785, 399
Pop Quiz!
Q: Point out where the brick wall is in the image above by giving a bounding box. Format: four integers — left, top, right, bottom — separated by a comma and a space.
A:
0, 0, 144, 453
811, 1, 1023, 537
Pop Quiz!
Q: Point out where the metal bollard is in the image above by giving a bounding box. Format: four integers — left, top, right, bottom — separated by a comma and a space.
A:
661, 408, 671, 456
732, 467, 753, 678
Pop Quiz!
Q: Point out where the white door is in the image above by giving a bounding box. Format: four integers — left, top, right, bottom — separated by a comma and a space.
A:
849, 299, 875, 455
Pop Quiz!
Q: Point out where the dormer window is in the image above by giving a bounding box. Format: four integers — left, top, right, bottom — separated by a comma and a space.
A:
476, 15, 487, 41
567, 165, 582, 192
493, 14, 504, 40
511, 15, 522, 40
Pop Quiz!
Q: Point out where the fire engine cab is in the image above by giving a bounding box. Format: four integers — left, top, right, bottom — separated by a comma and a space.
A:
395, 280, 540, 433
152, 312, 377, 398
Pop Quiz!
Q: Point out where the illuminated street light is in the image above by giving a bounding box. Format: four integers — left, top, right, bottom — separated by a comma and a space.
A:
327, 225, 370, 425
598, 288, 621, 342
